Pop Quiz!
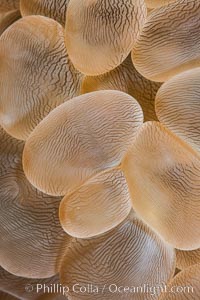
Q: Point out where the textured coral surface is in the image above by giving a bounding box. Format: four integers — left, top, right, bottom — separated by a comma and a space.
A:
0, 0, 199, 299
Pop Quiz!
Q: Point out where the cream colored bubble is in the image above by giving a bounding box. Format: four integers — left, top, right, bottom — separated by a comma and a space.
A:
0, 15, 82, 140
59, 168, 131, 238
60, 212, 175, 299
156, 68, 200, 152
23, 90, 143, 196
0, 127, 71, 278
122, 122, 200, 250
65, 0, 147, 75
20, 0, 69, 26
132, 0, 200, 82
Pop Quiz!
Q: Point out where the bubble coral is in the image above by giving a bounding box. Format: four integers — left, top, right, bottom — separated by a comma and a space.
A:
60, 211, 175, 299
59, 169, 132, 238
65, 0, 147, 75
23, 90, 143, 237
122, 121, 200, 250
132, 0, 200, 82
155, 68, 200, 152
22, 89, 200, 248
0, 0, 200, 298
0, 127, 71, 278
81, 54, 161, 121
0, 15, 82, 140
23, 90, 143, 198
20, 0, 69, 27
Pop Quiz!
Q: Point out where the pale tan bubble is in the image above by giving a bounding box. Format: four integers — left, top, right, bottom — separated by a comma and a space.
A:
65, 0, 147, 75
122, 122, 200, 250
0, 16, 82, 140
20, 0, 70, 26
23, 90, 143, 196
132, 0, 200, 82
59, 168, 131, 238
0, 127, 71, 278
156, 68, 200, 152
60, 212, 175, 299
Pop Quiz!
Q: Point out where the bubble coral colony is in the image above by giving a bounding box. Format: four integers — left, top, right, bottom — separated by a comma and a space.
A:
0, 0, 199, 299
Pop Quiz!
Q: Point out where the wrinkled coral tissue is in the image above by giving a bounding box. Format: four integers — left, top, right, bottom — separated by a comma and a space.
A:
0, 0, 200, 300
